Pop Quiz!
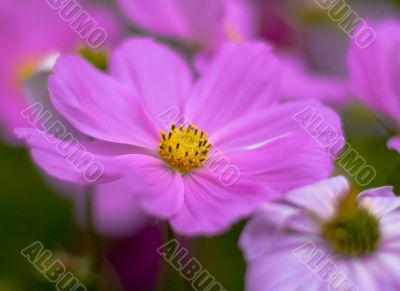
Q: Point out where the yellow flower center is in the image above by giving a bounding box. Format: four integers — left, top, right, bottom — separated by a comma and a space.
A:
16, 59, 38, 83
322, 189, 380, 257
223, 22, 244, 43
159, 123, 212, 173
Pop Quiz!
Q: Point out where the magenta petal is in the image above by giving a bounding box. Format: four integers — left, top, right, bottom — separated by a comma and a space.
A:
388, 136, 400, 153
110, 38, 193, 124
49, 54, 159, 148
185, 42, 279, 134
116, 0, 224, 47
170, 170, 275, 236
128, 156, 185, 218
347, 19, 400, 124
15, 128, 136, 184
212, 100, 342, 151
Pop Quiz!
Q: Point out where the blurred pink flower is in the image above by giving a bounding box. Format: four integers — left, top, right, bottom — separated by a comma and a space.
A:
0, 0, 122, 144
240, 176, 400, 291
0, 0, 147, 239
116, 0, 225, 48
18, 38, 341, 236
348, 19, 400, 153
116, 0, 348, 105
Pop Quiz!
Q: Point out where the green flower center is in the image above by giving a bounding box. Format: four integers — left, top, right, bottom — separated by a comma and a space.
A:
321, 190, 380, 257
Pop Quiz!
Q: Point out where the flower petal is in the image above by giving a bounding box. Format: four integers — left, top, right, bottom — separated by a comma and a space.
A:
170, 169, 275, 235
347, 19, 400, 123
358, 186, 400, 218
211, 100, 342, 151
93, 176, 150, 237
116, 0, 224, 47
243, 235, 324, 291
49, 54, 159, 148
129, 156, 185, 218
388, 136, 400, 153
279, 55, 349, 106
15, 127, 141, 184
185, 42, 279, 134
284, 176, 350, 221
110, 38, 193, 125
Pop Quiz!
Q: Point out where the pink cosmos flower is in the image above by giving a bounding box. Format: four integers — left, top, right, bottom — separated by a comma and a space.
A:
0, 0, 121, 144
116, 0, 349, 105
348, 19, 400, 153
17, 38, 342, 235
240, 176, 400, 291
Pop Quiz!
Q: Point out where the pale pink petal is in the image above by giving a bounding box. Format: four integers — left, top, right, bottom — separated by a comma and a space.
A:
49, 54, 159, 148
239, 204, 318, 260
380, 212, 400, 248
110, 38, 193, 125
358, 186, 400, 218
116, 0, 224, 47
347, 260, 380, 291
244, 236, 324, 291
283, 176, 350, 221
185, 42, 279, 134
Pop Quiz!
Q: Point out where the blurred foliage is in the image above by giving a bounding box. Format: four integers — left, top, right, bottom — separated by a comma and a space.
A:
0, 141, 75, 290
339, 103, 400, 193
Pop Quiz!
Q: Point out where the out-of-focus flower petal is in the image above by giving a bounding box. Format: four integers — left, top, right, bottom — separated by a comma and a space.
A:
388, 136, 400, 153
117, 0, 224, 47
93, 176, 150, 237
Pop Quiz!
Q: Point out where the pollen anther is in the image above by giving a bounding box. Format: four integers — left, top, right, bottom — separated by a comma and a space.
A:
159, 123, 212, 172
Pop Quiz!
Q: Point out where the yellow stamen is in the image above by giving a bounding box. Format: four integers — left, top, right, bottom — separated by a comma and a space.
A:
159, 122, 212, 173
